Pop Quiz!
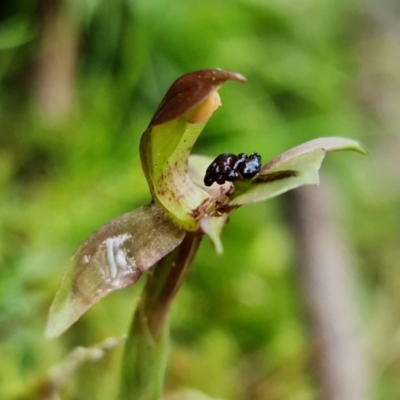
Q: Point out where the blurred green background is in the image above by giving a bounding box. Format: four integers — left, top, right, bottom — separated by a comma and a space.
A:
1, 0, 399, 399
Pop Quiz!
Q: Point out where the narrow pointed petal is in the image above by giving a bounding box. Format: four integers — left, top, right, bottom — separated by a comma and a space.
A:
46, 203, 185, 338
200, 215, 229, 254
226, 137, 366, 206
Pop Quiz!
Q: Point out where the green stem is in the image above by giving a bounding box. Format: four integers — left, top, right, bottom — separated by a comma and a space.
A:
119, 233, 202, 400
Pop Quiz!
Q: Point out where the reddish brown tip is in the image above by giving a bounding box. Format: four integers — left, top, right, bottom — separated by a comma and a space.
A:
150, 69, 246, 126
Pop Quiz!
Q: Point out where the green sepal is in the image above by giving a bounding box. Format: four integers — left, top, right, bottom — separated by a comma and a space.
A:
225, 137, 366, 206
140, 69, 245, 231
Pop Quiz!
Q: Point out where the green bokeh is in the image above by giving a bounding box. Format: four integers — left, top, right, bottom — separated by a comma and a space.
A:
0, 0, 398, 399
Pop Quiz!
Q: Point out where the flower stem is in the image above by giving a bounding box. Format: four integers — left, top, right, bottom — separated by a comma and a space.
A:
119, 233, 202, 400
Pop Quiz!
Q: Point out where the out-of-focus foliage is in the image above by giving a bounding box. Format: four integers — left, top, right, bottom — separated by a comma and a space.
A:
0, 0, 398, 399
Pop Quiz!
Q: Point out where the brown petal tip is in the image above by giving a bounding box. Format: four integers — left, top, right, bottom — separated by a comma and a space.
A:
150, 69, 246, 126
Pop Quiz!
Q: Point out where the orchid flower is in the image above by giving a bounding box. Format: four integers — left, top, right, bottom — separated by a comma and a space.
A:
46, 69, 365, 399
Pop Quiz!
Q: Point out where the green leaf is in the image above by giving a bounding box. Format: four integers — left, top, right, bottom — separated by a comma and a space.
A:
45, 203, 185, 338
140, 69, 245, 231
225, 137, 366, 206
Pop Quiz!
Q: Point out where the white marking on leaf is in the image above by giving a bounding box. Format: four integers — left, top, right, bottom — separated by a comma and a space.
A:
100, 233, 137, 286
105, 238, 117, 279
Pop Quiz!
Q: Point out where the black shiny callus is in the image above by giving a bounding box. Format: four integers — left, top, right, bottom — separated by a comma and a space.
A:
204, 152, 262, 187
